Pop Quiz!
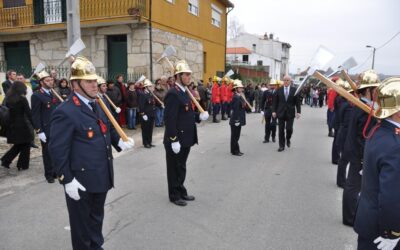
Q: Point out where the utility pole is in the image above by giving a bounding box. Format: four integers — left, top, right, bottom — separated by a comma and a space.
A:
366, 45, 376, 70
67, 0, 81, 48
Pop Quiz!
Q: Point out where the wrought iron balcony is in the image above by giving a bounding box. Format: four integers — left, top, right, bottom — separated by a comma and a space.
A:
0, 0, 147, 30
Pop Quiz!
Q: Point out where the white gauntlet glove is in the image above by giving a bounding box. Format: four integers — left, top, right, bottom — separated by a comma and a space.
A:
171, 142, 181, 154
374, 237, 400, 250
118, 137, 135, 151
199, 111, 209, 121
38, 132, 47, 143
142, 115, 148, 121
65, 178, 86, 201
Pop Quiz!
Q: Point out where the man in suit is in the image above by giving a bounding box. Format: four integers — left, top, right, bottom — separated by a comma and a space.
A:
354, 77, 400, 250
2, 69, 17, 95
272, 75, 301, 152
49, 57, 134, 250
31, 70, 61, 183
163, 60, 209, 206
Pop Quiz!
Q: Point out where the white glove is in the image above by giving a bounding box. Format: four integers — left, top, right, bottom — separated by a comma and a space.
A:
38, 132, 47, 143
65, 178, 86, 201
171, 141, 181, 154
261, 111, 264, 115
118, 137, 135, 151
115, 107, 121, 114
374, 236, 400, 250
142, 115, 148, 121
235, 122, 240, 127
199, 111, 209, 121
359, 170, 363, 175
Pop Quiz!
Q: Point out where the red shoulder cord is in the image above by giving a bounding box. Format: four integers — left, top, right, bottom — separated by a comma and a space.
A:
363, 88, 381, 139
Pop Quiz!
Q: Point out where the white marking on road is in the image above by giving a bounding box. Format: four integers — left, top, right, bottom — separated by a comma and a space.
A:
0, 190, 14, 198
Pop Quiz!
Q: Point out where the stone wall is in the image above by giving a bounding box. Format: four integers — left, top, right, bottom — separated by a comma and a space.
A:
0, 24, 204, 81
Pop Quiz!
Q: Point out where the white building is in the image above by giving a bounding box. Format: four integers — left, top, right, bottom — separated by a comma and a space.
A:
227, 32, 291, 80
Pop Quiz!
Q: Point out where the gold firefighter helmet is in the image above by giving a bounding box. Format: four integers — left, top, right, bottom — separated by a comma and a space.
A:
36, 70, 50, 80
70, 56, 98, 81
174, 60, 192, 75
358, 69, 380, 90
143, 79, 153, 88
374, 77, 400, 119
269, 79, 280, 86
97, 76, 106, 85
233, 79, 244, 89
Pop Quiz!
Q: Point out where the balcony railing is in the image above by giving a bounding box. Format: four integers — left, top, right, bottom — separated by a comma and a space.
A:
0, 0, 146, 30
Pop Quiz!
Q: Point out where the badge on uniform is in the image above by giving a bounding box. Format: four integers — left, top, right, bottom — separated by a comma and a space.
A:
47, 102, 51, 109
395, 128, 400, 135
52, 97, 58, 104
97, 119, 108, 135
87, 127, 94, 139
185, 104, 189, 111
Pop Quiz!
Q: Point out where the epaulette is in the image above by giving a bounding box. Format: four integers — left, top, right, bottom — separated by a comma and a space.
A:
72, 95, 81, 106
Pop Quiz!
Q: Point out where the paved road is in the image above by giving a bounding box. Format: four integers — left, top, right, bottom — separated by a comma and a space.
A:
0, 106, 356, 250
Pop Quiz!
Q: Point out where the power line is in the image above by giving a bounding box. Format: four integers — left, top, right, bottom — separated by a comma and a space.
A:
377, 31, 400, 50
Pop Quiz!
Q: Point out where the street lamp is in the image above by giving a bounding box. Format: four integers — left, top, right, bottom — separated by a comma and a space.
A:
366, 45, 376, 69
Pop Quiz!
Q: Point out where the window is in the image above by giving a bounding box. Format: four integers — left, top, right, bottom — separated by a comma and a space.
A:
188, 0, 199, 16
242, 55, 249, 63
3, 0, 25, 8
211, 4, 222, 27
257, 60, 263, 66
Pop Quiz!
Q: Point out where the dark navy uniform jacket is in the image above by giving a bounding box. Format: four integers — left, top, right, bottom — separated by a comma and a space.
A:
163, 85, 199, 148
229, 94, 246, 126
31, 88, 61, 136
335, 100, 353, 152
138, 91, 156, 118
354, 120, 400, 239
48, 93, 121, 193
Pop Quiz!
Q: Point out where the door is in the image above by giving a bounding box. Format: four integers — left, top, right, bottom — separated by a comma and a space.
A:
4, 41, 32, 77
107, 35, 127, 80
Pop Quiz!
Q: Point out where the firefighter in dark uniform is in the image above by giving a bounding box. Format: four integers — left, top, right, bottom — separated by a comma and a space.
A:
139, 79, 156, 148
163, 60, 209, 206
334, 80, 354, 188
31, 70, 61, 183
342, 69, 380, 226
261, 79, 279, 143
48, 57, 134, 250
354, 77, 400, 250
230, 79, 248, 156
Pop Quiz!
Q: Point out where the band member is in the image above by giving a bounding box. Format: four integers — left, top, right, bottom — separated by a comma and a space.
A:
220, 77, 228, 120
261, 80, 279, 143
139, 79, 156, 148
272, 75, 301, 152
163, 60, 208, 206
211, 76, 221, 123
354, 77, 400, 250
31, 70, 61, 183
342, 70, 380, 226
230, 80, 247, 156
49, 56, 134, 249
226, 79, 234, 118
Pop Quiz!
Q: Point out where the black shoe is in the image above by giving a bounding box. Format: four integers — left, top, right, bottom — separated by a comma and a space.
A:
213, 119, 220, 123
278, 147, 284, 152
286, 141, 291, 148
150, 144, 156, 147
332, 161, 338, 165
144, 145, 151, 148
238, 152, 244, 156
182, 195, 195, 201
221, 117, 227, 120
30, 142, 39, 148
272, 138, 276, 143
47, 178, 55, 183
263, 140, 269, 143
1, 161, 10, 169
231, 152, 242, 156
328, 131, 334, 137
171, 199, 187, 206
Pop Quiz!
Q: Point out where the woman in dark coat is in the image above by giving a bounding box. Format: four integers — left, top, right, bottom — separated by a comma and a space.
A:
1, 81, 34, 170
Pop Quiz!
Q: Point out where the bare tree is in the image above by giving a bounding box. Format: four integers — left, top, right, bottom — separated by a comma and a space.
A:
228, 16, 244, 40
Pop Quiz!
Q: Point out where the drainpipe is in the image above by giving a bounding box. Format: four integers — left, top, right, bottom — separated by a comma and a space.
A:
149, 0, 153, 81
225, 6, 234, 73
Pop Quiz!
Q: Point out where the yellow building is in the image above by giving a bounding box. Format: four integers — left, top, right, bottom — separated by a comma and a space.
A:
0, 0, 234, 82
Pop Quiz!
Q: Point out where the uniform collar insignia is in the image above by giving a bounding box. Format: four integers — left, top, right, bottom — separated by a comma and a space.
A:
72, 95, 81, 106
395, 128, 400, 135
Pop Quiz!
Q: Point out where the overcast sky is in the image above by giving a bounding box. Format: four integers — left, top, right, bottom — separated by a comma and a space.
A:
228, 0, 400, 75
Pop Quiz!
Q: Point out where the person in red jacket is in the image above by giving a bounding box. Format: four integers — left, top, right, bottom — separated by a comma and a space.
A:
220, 77, 229, 120
327, 76, 338, 137
226, 79, 234, 118
211, 76, 221, 123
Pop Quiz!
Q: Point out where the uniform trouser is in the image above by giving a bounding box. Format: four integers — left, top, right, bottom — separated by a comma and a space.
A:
230, 124, 241, 154
41, 140, 54, 179
226, 102, 232, 117
337, 154, 349, 187
1, 143, 30, 169
278, 117, 294, 148
66, 191, 107, 250
221, 102, 228, 117
212, 103, 221, 119
331, 133, 340, 163
342, 160, 362, 226
327, 110, 335, 131
165, 144, 190, 201
141, 117, 154, 146
264, 112, 277, 141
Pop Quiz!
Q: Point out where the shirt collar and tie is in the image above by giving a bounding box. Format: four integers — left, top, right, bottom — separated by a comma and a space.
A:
387, 119, 400, 128
41, 87, 51, 96
284, 86, 290, 100
75, 92, 96, 112
175, 82, 186, 92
